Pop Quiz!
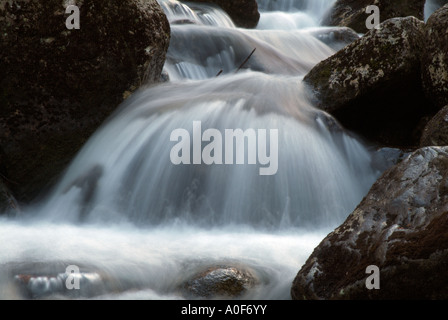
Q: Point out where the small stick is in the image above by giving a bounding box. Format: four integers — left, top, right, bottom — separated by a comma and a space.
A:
215, 48, 256, 77
236, 48, 256, 73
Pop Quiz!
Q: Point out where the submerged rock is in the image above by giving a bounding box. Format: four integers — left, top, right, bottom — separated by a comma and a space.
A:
323, 0, 425, 33
421, 4, 448, 109
0, 0, 170, 202
304, 17, 430, 147
291, 146, 448, 300
192, 0, 260, 28
182, 265, 257, 298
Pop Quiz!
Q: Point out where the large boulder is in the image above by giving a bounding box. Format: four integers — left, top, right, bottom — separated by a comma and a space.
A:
421, 4, 448, 109
191, 0, 260, 28
304, 17, 431, 147
323, 0, 425, 33
0, 0, 170, 202
291, 146, 448, 300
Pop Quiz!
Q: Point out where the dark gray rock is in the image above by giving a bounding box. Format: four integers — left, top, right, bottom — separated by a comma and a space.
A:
291, 146, 448, 300
0, 0, 170, 202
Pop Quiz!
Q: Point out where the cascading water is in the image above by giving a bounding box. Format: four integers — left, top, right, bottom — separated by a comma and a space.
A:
0, 0, 384, 300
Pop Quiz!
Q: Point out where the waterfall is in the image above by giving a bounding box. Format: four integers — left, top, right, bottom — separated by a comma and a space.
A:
0, 0, 383, 300
256, 0, 336, 29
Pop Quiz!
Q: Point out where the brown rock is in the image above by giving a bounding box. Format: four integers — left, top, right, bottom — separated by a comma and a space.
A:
291, 146, 448, 300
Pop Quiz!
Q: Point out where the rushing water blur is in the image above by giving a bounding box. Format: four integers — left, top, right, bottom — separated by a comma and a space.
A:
0, 0, 384, 300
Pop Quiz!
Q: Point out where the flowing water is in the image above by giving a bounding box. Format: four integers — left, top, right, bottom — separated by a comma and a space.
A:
0, 0, 385, 300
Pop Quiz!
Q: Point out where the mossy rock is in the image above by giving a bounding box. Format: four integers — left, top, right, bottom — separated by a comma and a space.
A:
304, 17, 431, 147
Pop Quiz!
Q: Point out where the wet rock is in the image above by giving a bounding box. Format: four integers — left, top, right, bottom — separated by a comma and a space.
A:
192, 0, 260, 28
304, 17, 430, 147
291, 146, 448, 300
421, 4, 448, 109
420, 105, 448, 147
323, 0, 425, 33
0, 0, 170, 202
182, 265, 257, 298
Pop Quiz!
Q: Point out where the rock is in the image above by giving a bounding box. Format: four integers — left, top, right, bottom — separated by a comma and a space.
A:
0, 0, 170, 202
192, 0, 260, 28
421, 4, 448, 109
291, 146, 448, 300
0, 179, 19, 215
182, 265, 257, 298
420, 105, 448, 147
323, 0, 425, 33
304, 17, 431, 147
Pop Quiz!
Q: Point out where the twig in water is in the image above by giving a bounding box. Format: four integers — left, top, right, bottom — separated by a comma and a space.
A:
236, 48, 256, 73
215, 48, 256, 77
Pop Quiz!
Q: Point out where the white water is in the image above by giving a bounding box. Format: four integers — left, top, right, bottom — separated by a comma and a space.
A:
0, 0, 383, 300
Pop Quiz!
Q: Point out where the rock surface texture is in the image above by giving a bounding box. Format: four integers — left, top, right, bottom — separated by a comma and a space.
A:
291, 146, 448, 299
